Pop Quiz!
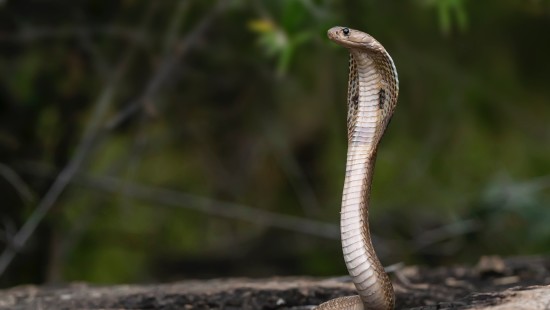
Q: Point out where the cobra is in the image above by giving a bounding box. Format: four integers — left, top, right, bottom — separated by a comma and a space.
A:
316, 26, 399, 310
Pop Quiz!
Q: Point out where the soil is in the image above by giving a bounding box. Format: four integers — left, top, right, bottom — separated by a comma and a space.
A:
0, 256, 549, 310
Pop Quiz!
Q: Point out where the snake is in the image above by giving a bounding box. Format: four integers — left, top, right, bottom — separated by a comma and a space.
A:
316, 27, 399, 310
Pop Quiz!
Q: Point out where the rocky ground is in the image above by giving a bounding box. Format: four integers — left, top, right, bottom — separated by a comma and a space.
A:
0, 256, 549, 310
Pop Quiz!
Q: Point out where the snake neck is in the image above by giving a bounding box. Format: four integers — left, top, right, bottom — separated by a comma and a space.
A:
340, 53, 394, 310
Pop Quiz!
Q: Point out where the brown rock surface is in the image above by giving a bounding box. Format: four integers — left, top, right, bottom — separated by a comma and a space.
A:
0, 256, 548, 310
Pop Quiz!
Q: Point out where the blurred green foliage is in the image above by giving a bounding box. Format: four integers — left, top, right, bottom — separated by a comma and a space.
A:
0, 0, 549, 287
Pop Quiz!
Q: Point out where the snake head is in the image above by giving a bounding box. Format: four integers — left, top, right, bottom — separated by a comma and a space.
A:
327, 26, 399, 143
327, 26, 382, 51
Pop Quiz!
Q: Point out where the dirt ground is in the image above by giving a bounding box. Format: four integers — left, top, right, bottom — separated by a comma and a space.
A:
0, 256, 549, 310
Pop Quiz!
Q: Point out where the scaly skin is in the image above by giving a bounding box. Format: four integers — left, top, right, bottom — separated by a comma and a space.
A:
316, 26, 399, 310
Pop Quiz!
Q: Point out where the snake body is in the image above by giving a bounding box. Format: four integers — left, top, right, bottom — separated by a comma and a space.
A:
317, 27, 399, 310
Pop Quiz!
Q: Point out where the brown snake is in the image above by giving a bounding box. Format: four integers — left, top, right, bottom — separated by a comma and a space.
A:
316, 27, 399, 310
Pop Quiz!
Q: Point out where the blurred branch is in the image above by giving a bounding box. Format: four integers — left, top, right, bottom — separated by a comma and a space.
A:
0, 76, 119, 275
264, 124, 321, 215
484, 173, 550, 208
0, 26, 149, 45
19, 162, 340, 240
0, 163, 35, 204
106, 0, 230, 130
90, 175, 340, 239
116, 0, 192, 211
162, 0, 192, 53
413, 218, 480, 249
76, 29, 111, 79
0, 2, 162, 277
413, 173, 550, 251
398, 41, 548, 139
298, 0, 329, 19
0, 218, 16, 245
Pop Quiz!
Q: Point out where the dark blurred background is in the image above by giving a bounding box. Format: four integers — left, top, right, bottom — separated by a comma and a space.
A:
0, 0, 549, 287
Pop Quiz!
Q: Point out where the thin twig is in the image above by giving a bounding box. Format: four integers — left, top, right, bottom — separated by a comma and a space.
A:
105, 0, 230, 130
116, 0, 194, 212
0, 78, 118, 275
19, 162, 340, 240
413, 219, 481, 249
0, 163, 35, 204
264, 123, 322, 215
0, 218, 17, 246
162, 0, 192, 54
0, 26, 148, 45
90, 175, 340, 239
76, 29, 111, 79
0, 3, 161, 276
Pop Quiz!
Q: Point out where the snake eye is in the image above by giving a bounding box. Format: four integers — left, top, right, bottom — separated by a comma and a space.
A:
342, 27, 350, 36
